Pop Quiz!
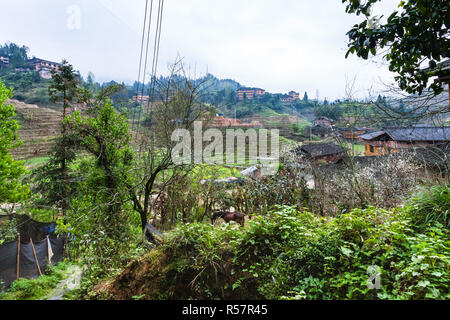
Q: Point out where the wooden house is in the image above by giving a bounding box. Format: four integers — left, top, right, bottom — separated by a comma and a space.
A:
288, 91, 300, 100
0, 56, 9, 68
132, 95, 150, 102
359, 127, 450, 156
237, 87, 265, 100
28, 58, 61, 79
297, 142, 346, 163
313, 116, 334, 129
339, 127, 373, 140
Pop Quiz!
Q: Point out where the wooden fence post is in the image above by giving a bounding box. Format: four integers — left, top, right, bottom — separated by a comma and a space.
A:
29, 238, 42, 276
16, 235, 20, 280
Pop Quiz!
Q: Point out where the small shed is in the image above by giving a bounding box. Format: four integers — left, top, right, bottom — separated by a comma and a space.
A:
297, 142, 346, 163
313, 117, 334, 129
241, 166, 260, 178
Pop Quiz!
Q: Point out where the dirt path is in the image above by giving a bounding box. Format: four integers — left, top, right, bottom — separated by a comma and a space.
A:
44, 265, 83, 300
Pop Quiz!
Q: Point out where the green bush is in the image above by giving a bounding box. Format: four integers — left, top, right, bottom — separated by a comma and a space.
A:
406, 183, 449, 230
0, 217, 19, 245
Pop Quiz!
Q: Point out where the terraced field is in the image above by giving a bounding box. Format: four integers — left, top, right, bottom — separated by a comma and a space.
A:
9, 99, 62, 160
244, 115, 310, 141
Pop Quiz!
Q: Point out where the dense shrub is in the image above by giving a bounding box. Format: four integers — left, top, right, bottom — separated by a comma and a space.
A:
0, 216, 18, 245
103, 186, 449, 300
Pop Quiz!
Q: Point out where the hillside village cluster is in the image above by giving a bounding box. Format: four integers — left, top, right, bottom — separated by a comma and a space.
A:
2, 53, 449, 167
0, 55, 60, 80
132, 87, 301, 103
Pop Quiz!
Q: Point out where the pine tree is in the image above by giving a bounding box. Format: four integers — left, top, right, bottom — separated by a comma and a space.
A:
32, 60, 82, 214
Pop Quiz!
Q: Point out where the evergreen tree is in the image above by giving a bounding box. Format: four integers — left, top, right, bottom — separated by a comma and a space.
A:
303, 92, 308, 102
32, 60, 82, 214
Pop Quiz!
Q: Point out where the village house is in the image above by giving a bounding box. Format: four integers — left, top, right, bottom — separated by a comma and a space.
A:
313, 116, 334, 129
359, 126, 450, 156
309, 117, 335, 137
288, 91, 300, 100
278, 91, 300, 103
132, 95, 150, 103
0, 56, 9, 69
338, 127, 373, 141
280, 94, 293, 103
237, 87, 266, 100
209, 115, 262, 129
296, 142, 346, 164
28, 58, 60, 79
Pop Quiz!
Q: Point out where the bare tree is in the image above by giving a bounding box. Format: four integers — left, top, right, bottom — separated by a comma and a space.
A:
129, 59, 212, 231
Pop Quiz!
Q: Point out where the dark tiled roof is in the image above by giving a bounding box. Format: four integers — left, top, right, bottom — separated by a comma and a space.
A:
422, 59, 450, 73
359, 130, 386, 140
28, 58, 61, 66
299, 143, 345, 157
339, 126, 372, 132
387, 127, 450, 141
314, 116, 334, 122
360, 127, 450, 142
237, 87, 265, 91
408, 142, 450, 170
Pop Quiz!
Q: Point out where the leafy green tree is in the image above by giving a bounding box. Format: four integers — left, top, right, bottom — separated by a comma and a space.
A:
63, 89, 137, 271
0, 43, 29, 68
314, 103, 343, 121
342, 0, 449, 95
0, 80, 30, 205
65, 90, 134, 229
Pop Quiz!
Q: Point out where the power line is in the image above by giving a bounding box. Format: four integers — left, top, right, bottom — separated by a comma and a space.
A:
135, 0, 156, 146
136, 0, 165, 154
132, 0, 152, 140
147, 0, 165, 124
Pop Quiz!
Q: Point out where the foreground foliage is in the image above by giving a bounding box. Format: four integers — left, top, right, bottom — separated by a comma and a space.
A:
0, 262, 70, 300
343, 0, 450, 96
0, 80, 30, 205
99, 184, 449, 300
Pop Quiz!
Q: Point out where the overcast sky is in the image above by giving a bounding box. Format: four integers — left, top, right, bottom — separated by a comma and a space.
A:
0, 0, 400, 100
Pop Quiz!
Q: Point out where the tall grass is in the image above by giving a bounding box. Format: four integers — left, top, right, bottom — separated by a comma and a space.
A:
407, 183, 449, 229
